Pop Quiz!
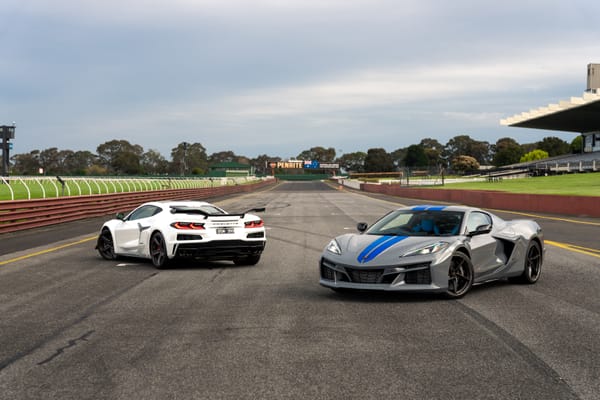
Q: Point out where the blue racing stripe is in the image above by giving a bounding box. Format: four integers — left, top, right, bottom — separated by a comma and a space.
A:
357, 236, 407, 263
357, 236, 391, 262
412, 205, 446, 211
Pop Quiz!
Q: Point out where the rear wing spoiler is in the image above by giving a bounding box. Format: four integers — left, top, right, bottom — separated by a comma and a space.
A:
170, 206, 266, 218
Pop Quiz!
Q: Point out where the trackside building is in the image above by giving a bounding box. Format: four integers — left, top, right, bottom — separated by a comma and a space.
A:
501, 63, 600, 153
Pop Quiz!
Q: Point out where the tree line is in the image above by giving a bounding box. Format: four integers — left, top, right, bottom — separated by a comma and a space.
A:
2, 134, 582, 176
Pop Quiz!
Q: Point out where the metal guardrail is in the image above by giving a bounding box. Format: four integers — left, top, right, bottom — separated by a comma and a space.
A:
0, 176, 259, 201
0, 180, 275, 234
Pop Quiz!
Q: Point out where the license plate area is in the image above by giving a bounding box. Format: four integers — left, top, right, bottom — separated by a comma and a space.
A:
216, 227, 234, 234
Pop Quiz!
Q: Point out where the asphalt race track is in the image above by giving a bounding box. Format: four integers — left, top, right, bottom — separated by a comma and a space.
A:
1, 181, 599, 400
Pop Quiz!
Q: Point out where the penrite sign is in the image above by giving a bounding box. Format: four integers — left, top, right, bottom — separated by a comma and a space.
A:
268, 160, 339, 169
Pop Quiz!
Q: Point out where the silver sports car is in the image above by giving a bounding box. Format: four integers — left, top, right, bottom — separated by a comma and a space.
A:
319, 205, 544, 298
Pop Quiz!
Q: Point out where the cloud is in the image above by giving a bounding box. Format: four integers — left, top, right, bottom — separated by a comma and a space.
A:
2, 0, 599, 159
218, 53, 591, 119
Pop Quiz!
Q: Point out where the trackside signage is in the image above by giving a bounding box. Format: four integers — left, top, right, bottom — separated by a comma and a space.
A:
268, 160, 339, 169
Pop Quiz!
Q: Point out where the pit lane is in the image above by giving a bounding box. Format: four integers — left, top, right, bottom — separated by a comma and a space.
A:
0, 181, 598, 399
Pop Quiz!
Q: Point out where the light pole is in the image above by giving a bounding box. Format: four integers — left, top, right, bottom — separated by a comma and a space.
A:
182, 142, 189, 176
1, 124, 15, 176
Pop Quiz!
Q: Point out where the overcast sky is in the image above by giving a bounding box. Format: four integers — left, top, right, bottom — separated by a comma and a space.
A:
1, 0, 598, 160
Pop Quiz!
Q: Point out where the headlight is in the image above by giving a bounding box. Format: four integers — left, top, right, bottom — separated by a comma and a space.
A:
326, 239, 342, 255
403, 241, 449, 257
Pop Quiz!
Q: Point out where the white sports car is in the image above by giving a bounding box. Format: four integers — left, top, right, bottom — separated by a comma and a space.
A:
96, 200, 266, 268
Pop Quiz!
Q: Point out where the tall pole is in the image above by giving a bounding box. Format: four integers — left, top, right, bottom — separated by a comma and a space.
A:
182, 142, 189, 176
1, 125, 15, 177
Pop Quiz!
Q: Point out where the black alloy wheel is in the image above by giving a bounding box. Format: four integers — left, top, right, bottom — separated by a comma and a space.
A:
520, 241, 542, 284
97, 228, 117, 260
150, 232, 170, 269
446, 252, 474, 299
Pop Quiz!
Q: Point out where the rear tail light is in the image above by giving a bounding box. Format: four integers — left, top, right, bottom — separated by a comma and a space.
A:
171, 222, 205, 230
244, 220, 264, 229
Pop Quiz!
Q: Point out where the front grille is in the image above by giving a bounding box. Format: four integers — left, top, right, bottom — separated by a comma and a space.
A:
321, 264, 336, 281
320, 258, 431, 286
404, 268, 431, 284
346, 268, 384, 284
381, 273, 401, 284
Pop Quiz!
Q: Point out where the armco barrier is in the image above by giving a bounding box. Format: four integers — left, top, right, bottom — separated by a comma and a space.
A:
361, 183, 600, 218
0, 179, 275, 234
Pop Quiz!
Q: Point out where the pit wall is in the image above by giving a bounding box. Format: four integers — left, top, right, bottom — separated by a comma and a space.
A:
357, 182, 599, 218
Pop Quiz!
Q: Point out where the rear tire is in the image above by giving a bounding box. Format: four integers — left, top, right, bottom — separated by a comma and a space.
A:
445, 252, 474, 299
150, 232, 170, 269
97, 228, 117, 260
513, 241, 542, 284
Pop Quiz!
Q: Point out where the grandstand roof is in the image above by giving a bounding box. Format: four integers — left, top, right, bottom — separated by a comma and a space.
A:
500, 92, 600, 133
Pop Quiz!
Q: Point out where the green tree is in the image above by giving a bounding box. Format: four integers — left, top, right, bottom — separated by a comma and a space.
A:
520, 142, 537, 155
208, 150, 237, 164
65, 151, 97, 175
87, 164, 108, 175
96, 140, 143, 175
364, 148, 394, 172
469, 140, 492, 165
171, 142, 208, 175
296, 146, 336, 162
537, 136, 570, 157
444, 135, 491, 165
141, 149, 169, 175
390, 147, 407, 167
11, 151, 41, 175
251, 154, 280, 175
419, 138, 444, 167
39, 147, 61, 175
570, 135, 583, 154
492, 137, 523, 166
520, 149, 549, 163
451, 155, 480, 175
404, 144, 429, 167
337, 152, 367, 173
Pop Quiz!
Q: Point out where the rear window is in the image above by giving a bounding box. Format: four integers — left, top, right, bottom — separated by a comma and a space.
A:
170, 205, 226, 215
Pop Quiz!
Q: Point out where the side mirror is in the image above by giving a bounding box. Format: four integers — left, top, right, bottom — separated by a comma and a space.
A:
357, 222, 368, 232
468, 224, 492, 236
116, 213, 125, 221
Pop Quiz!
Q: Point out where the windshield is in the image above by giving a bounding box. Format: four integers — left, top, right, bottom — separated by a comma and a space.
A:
366, 210, 464, 236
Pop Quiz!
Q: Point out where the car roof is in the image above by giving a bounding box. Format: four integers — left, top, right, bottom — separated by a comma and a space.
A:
142, 200, 216, 208
398, 204, 481, 213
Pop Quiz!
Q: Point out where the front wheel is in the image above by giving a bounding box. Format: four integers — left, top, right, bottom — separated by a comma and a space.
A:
150, 232, 170, 269
97, 228, 117, 260
445, 252, 474, 299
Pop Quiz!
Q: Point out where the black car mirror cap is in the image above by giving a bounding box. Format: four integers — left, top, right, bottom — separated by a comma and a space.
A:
357, 222, 368, 232
468, 224, 492, 237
